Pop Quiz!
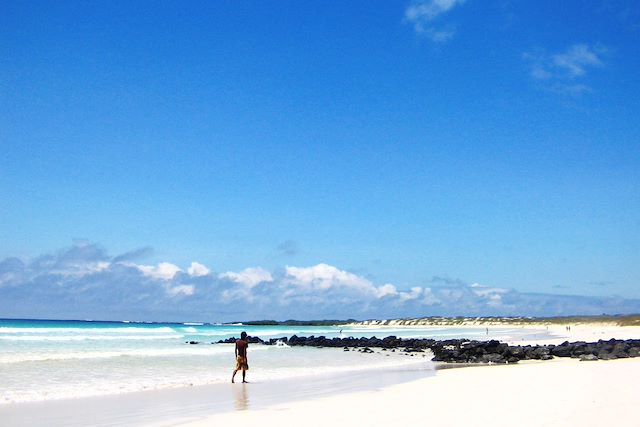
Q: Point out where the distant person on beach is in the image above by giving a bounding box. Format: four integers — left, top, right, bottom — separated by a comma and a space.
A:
231, 331, 249, 383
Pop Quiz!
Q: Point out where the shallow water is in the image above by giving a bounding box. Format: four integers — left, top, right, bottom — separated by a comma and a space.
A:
0, 364, 437, 427
0, 318, 549, 404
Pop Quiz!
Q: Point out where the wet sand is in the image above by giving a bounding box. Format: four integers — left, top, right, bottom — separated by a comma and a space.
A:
0, 363, 434, 427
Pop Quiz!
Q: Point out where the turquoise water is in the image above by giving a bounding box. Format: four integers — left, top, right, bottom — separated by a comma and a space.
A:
0, 318, 545, 404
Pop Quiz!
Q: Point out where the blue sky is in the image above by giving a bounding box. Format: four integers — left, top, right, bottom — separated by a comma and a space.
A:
1, 1, 639, 320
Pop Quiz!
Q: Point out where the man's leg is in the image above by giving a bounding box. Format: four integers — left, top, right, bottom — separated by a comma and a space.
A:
242, 369, 247, 383
232, 369, 238, 383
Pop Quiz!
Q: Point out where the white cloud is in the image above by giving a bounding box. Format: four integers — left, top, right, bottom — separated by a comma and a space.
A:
219, 267, 273, 288
470, 283, 509, 307
51, 260, 111, 278
93, 261, 110, 272
404, 0, 465, 41
187, 262, 210, 277
286, 263, 369, 291
405, 0, 464, 22
427, 29, 455, 42
285, 263, 395, 299
552, 44, 604, 77
218, 267, 274, 303
399, 286, 423, 302
375, 283, 398, 298
551, 83, 591, 96
470, 282, 508, 295
422, 287, 441, 306
138, 262, 181, 280
524, 44, 606, 95
167, 284, 195, 297
530, 63, 552, 80
28, 241, 112, 278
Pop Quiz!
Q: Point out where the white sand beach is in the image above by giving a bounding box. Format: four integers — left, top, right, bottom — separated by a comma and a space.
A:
170, 357, 640, 427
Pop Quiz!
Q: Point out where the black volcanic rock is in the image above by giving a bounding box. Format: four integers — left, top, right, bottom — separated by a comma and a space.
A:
201, 334, 640, 364
551, 342, 573, 357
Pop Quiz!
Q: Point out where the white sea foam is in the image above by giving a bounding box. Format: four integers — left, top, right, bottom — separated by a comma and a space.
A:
0, 326, 177, 334
0, 348, 430, 404
0, 334, 183, 341
1, 347, 223, 363
188, 331, 232, 337
249, 329, 304, 336
0, 343, 271, 364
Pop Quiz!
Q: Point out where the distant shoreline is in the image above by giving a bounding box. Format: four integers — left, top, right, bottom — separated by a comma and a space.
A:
2, 314, 639, 327
237, 314, 640, 327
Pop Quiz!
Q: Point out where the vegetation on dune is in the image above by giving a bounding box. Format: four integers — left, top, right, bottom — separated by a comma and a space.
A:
351, 314, 640, 327
230, 315, 640, 327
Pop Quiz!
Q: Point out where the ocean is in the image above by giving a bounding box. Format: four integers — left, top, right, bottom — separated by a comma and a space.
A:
0, 318, 548, 404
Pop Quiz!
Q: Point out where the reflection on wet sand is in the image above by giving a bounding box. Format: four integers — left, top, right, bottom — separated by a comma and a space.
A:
233, 384, 249, 410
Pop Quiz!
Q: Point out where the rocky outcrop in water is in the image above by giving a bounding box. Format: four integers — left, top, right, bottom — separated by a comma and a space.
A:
214, 336, 265, 344
192, 336, 640, 364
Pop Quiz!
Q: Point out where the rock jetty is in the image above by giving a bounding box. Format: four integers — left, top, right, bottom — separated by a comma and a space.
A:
198, 335, 640, 364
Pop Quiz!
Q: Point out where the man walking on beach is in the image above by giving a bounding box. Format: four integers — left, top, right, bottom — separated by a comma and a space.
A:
232, 331, 249, 383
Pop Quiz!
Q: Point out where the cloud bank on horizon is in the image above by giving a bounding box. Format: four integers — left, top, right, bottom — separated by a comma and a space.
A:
1, 242, 638, 322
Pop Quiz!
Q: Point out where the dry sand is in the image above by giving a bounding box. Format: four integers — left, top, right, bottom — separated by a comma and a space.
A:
165, 357, 640, 427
